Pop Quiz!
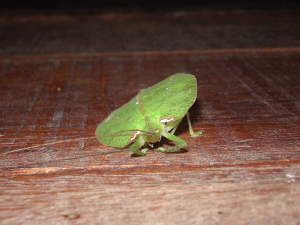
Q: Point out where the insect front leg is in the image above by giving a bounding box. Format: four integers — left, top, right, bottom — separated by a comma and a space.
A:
156, 130, 187, 153
186, 112, 202, 137
129, 135, 149, 156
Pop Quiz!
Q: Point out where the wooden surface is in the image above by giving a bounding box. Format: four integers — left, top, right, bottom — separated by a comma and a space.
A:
0, 10, 300, 225
1, 10, 300, 55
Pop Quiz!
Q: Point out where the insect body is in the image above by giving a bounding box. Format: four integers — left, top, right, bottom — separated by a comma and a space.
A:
95, 73, 201, 156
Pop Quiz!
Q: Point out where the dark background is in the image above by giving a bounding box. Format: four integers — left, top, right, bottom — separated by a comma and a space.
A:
1, 0, 300, 13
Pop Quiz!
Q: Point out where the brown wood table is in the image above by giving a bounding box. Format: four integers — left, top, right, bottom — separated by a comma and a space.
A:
0, 10, 300, 225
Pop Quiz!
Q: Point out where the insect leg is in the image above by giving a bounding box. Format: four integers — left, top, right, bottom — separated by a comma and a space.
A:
129, 135, 148, 156
186, 112, 202, 137
156, 131, 187, 153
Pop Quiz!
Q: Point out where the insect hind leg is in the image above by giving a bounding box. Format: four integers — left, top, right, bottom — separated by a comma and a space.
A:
156, 130, 187, 153
186, 112, 202, 137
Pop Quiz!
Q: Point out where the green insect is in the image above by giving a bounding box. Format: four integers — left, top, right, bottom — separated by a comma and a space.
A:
95, 73, 202, 156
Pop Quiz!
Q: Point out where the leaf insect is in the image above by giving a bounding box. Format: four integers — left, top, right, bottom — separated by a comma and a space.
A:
95, 73, 202, 156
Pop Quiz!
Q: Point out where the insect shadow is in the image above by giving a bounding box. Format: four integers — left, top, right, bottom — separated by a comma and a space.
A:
129, 141, 187, 157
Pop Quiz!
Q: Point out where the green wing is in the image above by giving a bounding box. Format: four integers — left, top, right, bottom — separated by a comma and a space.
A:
95, 73, 197, 148
95, 96, 146, 148
142, 73, 197, 123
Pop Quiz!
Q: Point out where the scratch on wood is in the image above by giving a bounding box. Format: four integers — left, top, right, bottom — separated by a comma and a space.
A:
2, 160, 300, 176
3, 136, 95, 155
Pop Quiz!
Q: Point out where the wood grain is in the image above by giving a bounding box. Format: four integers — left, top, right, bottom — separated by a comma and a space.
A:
0, 10, 300, 225
1, 48, 300, 225
0, 10, 300, 55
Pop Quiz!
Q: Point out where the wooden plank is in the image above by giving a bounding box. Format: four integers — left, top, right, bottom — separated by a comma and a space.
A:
1, 166, 299, 225
0, 48, 300, 224
0, 10, 300, 55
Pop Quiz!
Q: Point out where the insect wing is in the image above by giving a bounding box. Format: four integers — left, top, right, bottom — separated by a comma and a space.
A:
95, 96, 146, 147
142, 73, 197, 123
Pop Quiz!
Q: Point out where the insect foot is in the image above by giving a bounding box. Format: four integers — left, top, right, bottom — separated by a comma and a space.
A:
191, 131, 203, 137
